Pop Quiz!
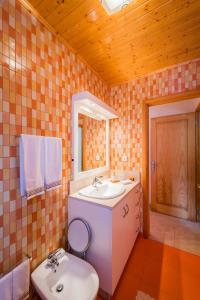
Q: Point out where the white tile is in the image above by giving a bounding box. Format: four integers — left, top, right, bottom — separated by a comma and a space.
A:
22, 116, 27, 127
10, 157, 16, 168
10, 200, 16, 212
3, 146, 9, 157
3, 101, 9, 112
4, 236, 10, 248
10, 244, 16, 256
3, 191, 9, 202
9, 15, 15, 29
22, 237, 27, 248
10, 114, 16, 125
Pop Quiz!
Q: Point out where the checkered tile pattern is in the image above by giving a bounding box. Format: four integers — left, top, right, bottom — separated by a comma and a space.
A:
109, 59, 200, 172
0, 0, 200, 277
0, 0, 109, 275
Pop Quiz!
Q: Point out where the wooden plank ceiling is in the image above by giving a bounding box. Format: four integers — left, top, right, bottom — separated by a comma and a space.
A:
28, 0, 200, 85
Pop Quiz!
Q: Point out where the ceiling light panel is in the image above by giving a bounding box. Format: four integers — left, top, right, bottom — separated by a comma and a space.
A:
100, 0, 133, 15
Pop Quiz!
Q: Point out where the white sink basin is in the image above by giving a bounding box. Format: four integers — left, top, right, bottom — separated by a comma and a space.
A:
31, 249, 99, 300
78, 181, 125, 199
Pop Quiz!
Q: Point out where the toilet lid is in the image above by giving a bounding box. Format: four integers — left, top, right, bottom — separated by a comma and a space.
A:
68, 218, 91, 253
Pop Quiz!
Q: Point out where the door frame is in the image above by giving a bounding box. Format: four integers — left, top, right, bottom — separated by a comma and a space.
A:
195, 105, 200, 221
142, 87, 200, 238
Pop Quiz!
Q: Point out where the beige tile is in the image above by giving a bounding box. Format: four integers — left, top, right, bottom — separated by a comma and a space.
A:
150, 211, 200, 256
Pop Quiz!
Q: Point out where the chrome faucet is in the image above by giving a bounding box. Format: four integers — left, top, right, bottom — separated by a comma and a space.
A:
92, 176, 103, 188
46, 249, 60, 272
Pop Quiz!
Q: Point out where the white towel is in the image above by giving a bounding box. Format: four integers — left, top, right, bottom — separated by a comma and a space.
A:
20, 134, 45, 199
44, 137, 62, 190
12, 260, 30, 300
0, 272, 12, 300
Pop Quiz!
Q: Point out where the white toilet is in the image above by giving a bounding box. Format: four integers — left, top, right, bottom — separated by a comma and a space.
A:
31, 218, 99, 300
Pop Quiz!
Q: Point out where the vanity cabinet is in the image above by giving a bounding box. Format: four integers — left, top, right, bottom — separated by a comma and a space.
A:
112, 185, 141, 289
68, 183, 142, 297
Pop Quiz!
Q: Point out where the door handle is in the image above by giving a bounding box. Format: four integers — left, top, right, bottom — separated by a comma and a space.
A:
122, 206, 127, 218
151, 160, 156, 171
125, 204, 129, 215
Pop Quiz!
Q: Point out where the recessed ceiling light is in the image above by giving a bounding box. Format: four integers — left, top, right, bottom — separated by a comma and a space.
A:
86, 9, 98, 22
100, 0, 133, 15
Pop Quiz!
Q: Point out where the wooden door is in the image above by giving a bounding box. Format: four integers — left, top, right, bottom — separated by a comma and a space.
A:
151, 113, 196, 220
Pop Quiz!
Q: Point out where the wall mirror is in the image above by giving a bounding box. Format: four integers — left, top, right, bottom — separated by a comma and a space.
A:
78, 113, 106, 172
72, 91, 119, 180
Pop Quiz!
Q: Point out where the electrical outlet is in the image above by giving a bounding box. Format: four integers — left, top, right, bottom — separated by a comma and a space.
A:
96, 155, 100, 161
122, 155, 128, 162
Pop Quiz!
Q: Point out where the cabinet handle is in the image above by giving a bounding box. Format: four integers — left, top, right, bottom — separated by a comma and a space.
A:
136, 214, 140, 219
125, 204, 129, 215
135, 201, 140, 207
135, 190, 139, 194
122, 206, 126, 218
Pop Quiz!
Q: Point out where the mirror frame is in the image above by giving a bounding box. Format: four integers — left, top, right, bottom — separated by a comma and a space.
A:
72, 91, 118, 180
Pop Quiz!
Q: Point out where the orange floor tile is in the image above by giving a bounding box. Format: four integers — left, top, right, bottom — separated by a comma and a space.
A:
33, 235, 200, 300
97, 235, 200, 300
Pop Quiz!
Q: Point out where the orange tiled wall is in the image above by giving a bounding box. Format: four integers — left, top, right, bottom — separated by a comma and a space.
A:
0, 0, 109, 274
1, 0, 200, 278
109, 59, 200, 172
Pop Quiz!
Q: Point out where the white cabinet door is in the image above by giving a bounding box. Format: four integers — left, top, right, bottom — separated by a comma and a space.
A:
123, 189, 137, 256
112, 184, 141, 294
112, 197, 128, 294
68, 197, 113, 294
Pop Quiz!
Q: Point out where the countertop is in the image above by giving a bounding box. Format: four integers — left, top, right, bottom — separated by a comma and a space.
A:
69, 179, 140, 209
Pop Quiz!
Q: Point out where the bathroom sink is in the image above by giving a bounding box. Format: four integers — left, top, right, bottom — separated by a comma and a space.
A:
78, 181, 125, 199
31, 249, 99, 300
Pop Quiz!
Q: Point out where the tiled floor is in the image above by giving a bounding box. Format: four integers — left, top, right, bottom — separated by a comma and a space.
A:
150, 211, 200, 256
98, 235, 200, 300
32, 235, 200, 300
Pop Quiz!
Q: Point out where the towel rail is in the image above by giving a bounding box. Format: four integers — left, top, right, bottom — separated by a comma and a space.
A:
0, 253, 32, 279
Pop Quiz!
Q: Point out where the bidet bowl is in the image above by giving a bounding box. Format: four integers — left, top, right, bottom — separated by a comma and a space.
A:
78, 181, 125, 199
31, 249, 99, 300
